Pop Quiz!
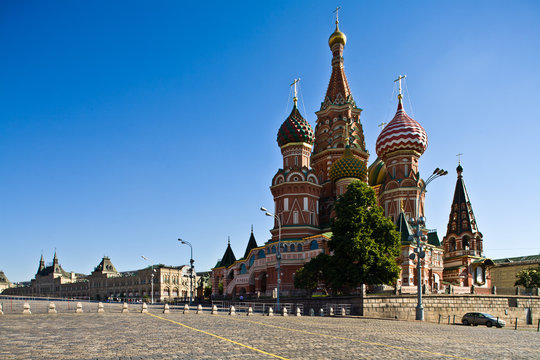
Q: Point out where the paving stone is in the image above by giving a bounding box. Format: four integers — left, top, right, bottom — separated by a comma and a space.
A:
0, 311, 538, 359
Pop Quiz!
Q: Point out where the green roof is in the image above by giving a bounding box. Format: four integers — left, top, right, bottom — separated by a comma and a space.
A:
493, 254, 540, 264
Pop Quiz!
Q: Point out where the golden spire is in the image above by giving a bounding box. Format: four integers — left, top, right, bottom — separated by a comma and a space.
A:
394, 75, 406, 103
329, 7, 347, 48
290, 78, 300, 106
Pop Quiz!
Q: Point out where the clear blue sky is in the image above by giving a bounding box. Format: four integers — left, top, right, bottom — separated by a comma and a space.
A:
1, 1, 539, 282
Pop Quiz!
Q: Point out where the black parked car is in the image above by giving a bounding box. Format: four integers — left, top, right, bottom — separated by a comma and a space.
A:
461, 312, 505, 328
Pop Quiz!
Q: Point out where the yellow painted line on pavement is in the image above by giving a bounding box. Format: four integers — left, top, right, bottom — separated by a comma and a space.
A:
145, 312, 290, 360
223, 315, 473, 360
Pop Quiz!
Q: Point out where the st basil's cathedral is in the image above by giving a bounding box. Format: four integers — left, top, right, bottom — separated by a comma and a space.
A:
212, 19, 492, 297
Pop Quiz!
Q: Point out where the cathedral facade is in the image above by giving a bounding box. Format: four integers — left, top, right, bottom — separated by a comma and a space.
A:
212, 20, 490, 297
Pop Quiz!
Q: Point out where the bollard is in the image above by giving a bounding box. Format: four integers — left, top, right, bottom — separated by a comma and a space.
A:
453, 315, 456, 324
75, 302, 83, 313
296, 307, 302, 317
268, 307, 274, 316
22, 302, 31, 315
282, 307, 288, 316
438, 314, 441, 324
247, 306, 253, 316
196, 304, 203, 314
537, 319, 539, 332
329, 307, 334, 316
22, 302, 32, 315
141, 303, 148, 313
97, 302, 105, 313
341, 307, 346, 316
0, 303, 3, 315
183, 304, 190, 314
121, 302, 129, 313
515, 318, 518, 330
48, 303, 57, 314
309, 308, 315, 316
211, 305, 218, 315
229, 306, 236, 316
448, 315, 450, 325
163, 303, 170, 314
320, 308, 324, 317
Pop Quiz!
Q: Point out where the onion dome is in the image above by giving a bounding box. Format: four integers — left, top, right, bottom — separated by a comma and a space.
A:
328, 22, 347, 48
368, 157, 387, 186
329, 147, 367, 182
375, 99, 428, 160
277, 103, 315, 147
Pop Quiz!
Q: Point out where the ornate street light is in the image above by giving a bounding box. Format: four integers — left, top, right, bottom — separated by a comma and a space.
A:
178, 239, 194, 305
141, 255, 155, 304
260, 206, 282, 312
408, 168, 448, 321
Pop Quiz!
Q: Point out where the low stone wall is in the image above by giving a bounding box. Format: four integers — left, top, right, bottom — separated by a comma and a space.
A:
363, 294, 540, 325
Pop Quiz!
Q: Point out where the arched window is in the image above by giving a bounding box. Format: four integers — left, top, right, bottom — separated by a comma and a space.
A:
310, 240, 319, 250
283, 244, 288, 252
272, 246, 276, 254
289, 244, 295, 252
240, 264, 247, 274
462, 236, 470, 250
258, 249, 266, 259
297, 244, 302, 252
249, 256, 255, 267
449, 238, 456, 252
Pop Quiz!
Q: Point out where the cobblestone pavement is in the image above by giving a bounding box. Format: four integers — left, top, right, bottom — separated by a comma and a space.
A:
1, 310, 538, 360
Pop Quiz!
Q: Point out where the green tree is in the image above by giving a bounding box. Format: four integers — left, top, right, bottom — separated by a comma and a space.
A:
218, 281, 224, 295
328, 181, 401, 291
515, 265, 540, 288
294, 254, 335, 295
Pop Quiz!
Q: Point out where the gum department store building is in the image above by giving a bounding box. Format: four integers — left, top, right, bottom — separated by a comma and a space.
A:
212, 20, 492, 298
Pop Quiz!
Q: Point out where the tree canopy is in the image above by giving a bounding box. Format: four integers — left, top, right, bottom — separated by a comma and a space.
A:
514, 265, 540, 288
294, 181, 401, 294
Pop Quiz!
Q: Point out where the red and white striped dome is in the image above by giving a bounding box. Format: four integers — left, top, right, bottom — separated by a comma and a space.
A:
375, 101, 428, 159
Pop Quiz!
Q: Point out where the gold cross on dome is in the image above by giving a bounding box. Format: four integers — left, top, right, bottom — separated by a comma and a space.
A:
378, 122, 387, 132
394, 75, 407, 97
456, 153, 464, 164
333, 6, 341, 24
290, 78, 300, 104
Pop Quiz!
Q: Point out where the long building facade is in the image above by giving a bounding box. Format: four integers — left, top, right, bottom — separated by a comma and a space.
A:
212, 19, 491, 298
3, 253, 198, 302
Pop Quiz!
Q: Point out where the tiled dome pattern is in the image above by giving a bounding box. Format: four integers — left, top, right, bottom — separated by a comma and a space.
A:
277, 105, 315, 147
375, 102, 428, 159
329, 148, 367, 182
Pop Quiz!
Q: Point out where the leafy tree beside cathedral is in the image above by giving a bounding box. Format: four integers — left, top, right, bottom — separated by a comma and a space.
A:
295, 181, 401, 294
515, 265, 540, 289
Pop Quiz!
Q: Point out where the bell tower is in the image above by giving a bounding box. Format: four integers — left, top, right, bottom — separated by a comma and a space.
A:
311, 14, 369, 230
270, 80, 322, 241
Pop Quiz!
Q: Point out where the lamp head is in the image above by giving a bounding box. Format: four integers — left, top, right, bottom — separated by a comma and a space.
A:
141, 255, 148, 260
260, 207, 268, 212
178, 238, 185, 244
265, 212, 272, 217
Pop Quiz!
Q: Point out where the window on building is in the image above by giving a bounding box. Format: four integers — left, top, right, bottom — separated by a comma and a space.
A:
310, 240, 319, 250
293, 211, 299, 224
284, 198, 289, 211
272, 246, 276, 254
304, 197, 308, 211
449, 238, 456, 252
283, 244, 288, 252
258, 249, 266, 259
240, 264, 247, 274
249, 256, 255, 267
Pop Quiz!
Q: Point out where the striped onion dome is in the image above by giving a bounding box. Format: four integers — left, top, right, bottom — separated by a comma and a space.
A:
375, 101, 428, 160
368, 157, 386, 186
277, 103, 315, 147
329, 147, 367, 182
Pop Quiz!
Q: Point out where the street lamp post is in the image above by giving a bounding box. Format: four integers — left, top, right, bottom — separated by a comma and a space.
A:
178, 239, 194, 305
141, 256, 155, 304
260, 206, 282, 312
408, 168, 448, 321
